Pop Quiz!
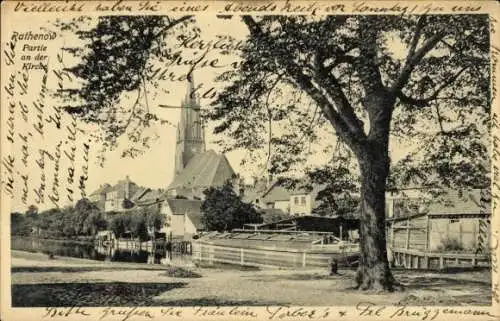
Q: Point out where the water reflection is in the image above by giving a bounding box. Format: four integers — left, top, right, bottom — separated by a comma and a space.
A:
11, 237, 183, 265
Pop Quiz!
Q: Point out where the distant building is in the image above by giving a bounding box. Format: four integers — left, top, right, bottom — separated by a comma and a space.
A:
89, 176, 142, 212
88, 184, 112, 210
163, 198, 204, 240
261, 184, 291, 213
166, 76, 236, 200
259, 181, 324, 216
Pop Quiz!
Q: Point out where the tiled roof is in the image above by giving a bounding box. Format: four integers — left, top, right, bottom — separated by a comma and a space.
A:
91, 177, 141, 200
131, 187, 150, 202
134, 188, 166, 204
168, 150, 235, 191
262, 184, 291, 203
166, 198, 203, 216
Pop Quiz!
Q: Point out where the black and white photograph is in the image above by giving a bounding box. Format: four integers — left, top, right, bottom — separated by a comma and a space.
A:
1, 1, 499, 320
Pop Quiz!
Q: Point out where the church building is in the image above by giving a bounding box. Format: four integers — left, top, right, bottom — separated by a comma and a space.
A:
166, 76, 236, 200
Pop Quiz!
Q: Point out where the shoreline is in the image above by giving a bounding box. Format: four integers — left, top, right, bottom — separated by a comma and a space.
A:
12, 235, 95, 245
11, 250, 178, 270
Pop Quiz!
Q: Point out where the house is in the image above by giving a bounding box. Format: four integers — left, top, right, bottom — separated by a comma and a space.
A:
88, 184, 112, 210
166, 76, 236, 200
386, 188, 491, 269
260, 181, 325, 216
163, 198, 204, 240
261, 184, 291, 213
89, 176, 142, 212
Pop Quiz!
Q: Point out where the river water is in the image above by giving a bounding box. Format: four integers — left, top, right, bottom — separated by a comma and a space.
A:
11, 237, 171, 264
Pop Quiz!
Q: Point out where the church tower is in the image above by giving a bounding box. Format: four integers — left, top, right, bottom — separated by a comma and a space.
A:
174, 75, 205, 176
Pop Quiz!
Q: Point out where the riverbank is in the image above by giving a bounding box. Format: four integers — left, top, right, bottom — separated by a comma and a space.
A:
11, 250, 493, 307
12, 235, 95, 244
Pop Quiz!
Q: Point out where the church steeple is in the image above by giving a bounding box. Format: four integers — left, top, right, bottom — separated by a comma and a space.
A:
174, 74, 205, 176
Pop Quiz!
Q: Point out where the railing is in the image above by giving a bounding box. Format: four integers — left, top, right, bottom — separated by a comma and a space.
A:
112, 239, 192, 255
192, 242, 359, 269
391, 247, 490, 269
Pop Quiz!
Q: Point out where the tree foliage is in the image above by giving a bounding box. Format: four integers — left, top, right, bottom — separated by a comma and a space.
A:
210, 15, 489, 191
108, 205, 163, 240
55, 15, 193, 158
201, 182, 262, 231
12, 199, 107, 238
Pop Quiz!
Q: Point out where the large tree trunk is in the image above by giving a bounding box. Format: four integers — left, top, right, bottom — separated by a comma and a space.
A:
354, 91, 397, 291
355, 149, 395, 291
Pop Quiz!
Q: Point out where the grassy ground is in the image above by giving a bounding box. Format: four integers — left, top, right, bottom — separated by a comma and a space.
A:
11, 250, 492, 307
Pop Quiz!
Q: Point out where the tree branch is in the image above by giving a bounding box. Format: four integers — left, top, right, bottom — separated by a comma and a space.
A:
153, 15, 193, 39
391, 30, 445, 92
242, 15, 367, 153
263, 73, 284, 172
407, 16, 425, 61
396, 66, 469, 108
357, 16, 384, 93
435, 104, 445, 134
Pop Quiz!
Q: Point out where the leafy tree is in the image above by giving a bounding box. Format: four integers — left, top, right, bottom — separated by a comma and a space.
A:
144, 204, 165, 232
109, 215, 127, 238
11, 212, 31, 236
129, 210, 149, 241
55, 15, 193, 159
83, 211, 108, 235
307, 153, 359, 217
25, 205, 39, 218
201, 182, 262, 231
209, 15, 489, 290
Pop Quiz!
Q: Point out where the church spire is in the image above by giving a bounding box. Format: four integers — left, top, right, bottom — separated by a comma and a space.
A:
174, 73, 206, 176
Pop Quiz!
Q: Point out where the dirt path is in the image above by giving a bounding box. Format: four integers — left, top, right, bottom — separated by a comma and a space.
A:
11, 251, 492, 306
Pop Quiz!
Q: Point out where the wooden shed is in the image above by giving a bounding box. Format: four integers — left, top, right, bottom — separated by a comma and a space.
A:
386, 189, 491, 269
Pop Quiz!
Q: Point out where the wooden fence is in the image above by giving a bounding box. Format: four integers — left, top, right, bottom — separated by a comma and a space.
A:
391, 248, 490, 269
113, 239, 192, 255
192, 242, 359, 269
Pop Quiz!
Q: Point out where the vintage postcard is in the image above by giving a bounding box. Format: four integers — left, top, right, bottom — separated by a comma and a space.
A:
1, 0, 500, 320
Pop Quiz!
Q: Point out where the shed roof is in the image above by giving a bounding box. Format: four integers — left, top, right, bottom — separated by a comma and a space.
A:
387, 189, 491, 221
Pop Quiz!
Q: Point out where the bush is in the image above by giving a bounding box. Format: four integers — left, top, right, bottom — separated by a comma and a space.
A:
436, 238, 464, 252
161, 267, 202, 278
